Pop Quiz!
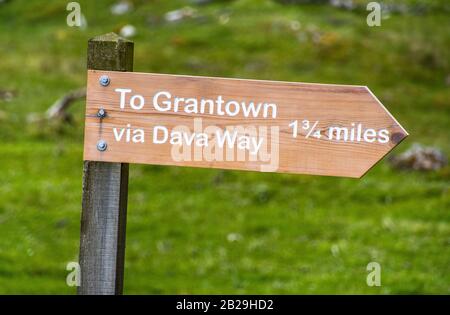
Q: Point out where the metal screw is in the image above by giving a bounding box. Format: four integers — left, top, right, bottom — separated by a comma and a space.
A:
97, 140, 108, 152
97, 108, 106, 119
99, 75, 110, 87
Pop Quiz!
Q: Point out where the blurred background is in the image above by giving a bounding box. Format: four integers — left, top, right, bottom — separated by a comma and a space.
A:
0, 0, 448, 294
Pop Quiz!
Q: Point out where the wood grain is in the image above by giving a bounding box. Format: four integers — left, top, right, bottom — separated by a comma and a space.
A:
79, 33, 133, 295
84, 70, 408, 178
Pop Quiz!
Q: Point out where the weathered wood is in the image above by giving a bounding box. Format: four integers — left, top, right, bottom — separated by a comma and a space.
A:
78, 33, 133, 295
46, 88, 86, 120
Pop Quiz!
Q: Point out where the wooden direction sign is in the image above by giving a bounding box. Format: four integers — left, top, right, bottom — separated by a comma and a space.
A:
84, 70, 408, 178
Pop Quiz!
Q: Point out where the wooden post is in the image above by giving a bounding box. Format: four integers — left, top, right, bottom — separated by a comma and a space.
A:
78, 33, 134, 295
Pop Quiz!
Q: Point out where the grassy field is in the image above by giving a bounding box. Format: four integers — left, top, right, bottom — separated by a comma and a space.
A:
0, 0, 448, 294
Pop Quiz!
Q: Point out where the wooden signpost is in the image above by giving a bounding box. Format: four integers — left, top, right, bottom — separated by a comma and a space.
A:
79, 33, 408, 294
84, 70, 407, 178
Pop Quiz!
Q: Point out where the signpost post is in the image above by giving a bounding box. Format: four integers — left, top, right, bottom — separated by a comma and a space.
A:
79, 33, 407, 294
79, 33, 133, 295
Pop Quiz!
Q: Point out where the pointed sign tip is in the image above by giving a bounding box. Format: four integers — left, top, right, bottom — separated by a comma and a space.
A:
364, 85, 409, 137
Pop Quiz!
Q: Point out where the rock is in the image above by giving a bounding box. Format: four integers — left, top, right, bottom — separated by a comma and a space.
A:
227, 233, 242, 242
219, 13, 230, 25
290, 20, 301, 31
389, 144, 447, 171
0, 89, 16, 102
330, 0, 356, 11
164, 7, 197, 23
119, 24, 136, 38
111, 1, 132, 15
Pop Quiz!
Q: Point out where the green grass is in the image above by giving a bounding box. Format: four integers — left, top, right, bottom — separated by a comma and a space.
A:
0, 0, 448, 294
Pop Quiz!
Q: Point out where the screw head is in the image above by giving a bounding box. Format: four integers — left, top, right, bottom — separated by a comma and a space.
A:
99, 75, 110, 87
96, 140, 108, 152
97, 108, 106, 118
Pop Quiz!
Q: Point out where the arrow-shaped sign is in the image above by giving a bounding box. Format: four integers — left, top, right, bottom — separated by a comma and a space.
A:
84, 70, 408, 178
